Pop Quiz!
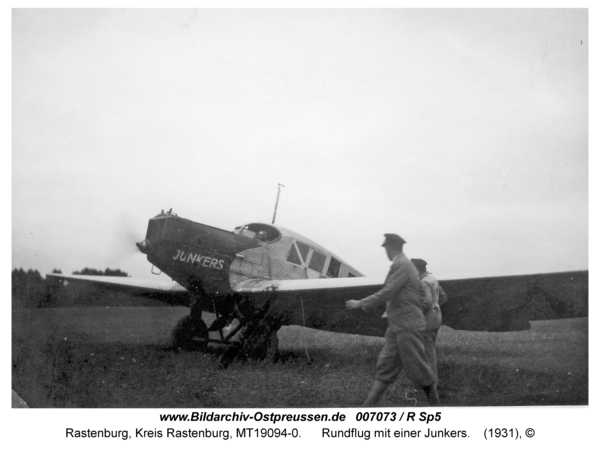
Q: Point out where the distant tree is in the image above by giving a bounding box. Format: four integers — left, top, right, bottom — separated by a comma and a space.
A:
26, 268, 42, 280
52, 268, 62, 274
12, 268, 26, 295
72, 267, 128, 277
72, 267, 103, 276
103, 268, 129, 277
12, 268, 46, 308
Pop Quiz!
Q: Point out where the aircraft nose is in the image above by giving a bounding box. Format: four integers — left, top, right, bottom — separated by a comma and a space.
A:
136, 239, 154, 254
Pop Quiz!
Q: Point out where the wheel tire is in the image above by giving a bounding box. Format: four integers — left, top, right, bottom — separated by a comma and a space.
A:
171, 315, 209, 351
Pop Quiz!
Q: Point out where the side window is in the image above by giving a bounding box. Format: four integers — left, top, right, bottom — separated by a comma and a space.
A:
296, 241, 310, 263
287, 243, 302, 265
309, 250, 327, 273
327, 257, 342, 278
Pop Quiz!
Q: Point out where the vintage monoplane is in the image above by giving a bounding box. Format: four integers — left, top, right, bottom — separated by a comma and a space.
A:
48, 209, 588, 360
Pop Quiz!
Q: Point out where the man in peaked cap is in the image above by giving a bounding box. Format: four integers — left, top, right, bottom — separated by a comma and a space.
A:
411, 258, 448, 383
346, 234, 440, 406
382, 233, 406, 247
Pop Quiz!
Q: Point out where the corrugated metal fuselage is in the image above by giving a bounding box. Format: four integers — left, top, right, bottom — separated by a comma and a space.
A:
139, 212, 588, 335
140, 213, 367, 326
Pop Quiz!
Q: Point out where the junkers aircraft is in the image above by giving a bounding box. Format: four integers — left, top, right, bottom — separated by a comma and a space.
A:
48, 209, 588, 362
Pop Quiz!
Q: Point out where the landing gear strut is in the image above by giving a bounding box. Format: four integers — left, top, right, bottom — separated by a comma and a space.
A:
219, 310, 281, 368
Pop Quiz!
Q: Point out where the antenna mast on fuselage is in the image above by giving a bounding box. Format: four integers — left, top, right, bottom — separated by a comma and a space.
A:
272, 183, 285, 224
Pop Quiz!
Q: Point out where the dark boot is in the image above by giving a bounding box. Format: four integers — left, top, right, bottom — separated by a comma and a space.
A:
423, 383, 441, 406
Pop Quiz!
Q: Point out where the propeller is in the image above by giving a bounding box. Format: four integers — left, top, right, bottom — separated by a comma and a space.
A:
106, 214, 146, 267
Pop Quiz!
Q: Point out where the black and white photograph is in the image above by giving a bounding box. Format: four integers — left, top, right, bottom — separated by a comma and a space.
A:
10, 5, 592, 444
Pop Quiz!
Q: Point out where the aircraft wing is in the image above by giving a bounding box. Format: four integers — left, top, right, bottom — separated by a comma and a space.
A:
46, 273, 189, 293
233, 270, 588, 334
234, 277, 389, 336
233, 276, 387, 293
233, 276, 530, 334
45, 269, 587, 335
438, 270, 588, 330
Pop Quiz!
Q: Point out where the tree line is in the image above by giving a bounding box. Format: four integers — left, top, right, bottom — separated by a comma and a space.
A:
72, 267, 128, 277
12, 267, 129, 308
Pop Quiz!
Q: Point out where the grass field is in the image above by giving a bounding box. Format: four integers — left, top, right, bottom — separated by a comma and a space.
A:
12, 305, 588, 408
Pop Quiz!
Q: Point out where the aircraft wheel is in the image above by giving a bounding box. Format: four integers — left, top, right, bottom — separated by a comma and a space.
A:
170, 315, 209, 351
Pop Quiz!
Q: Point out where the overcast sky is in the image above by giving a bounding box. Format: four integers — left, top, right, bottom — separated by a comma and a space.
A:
12, 8, 588, 281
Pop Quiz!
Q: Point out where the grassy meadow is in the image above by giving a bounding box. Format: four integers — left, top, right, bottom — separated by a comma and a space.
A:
12, 302, 588, 408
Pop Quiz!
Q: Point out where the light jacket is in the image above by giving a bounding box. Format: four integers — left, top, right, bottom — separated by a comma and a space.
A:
420, 272, 447, 330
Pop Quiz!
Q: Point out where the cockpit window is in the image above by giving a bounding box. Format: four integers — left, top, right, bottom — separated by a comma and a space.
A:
234, 227, 257, 239
309, 250, 327, 273
234, 223, 281, 243
327, 257, 342, 278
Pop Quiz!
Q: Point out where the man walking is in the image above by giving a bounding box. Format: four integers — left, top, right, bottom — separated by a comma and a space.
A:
411, 258, 447, 381
346, 234, 440, 406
